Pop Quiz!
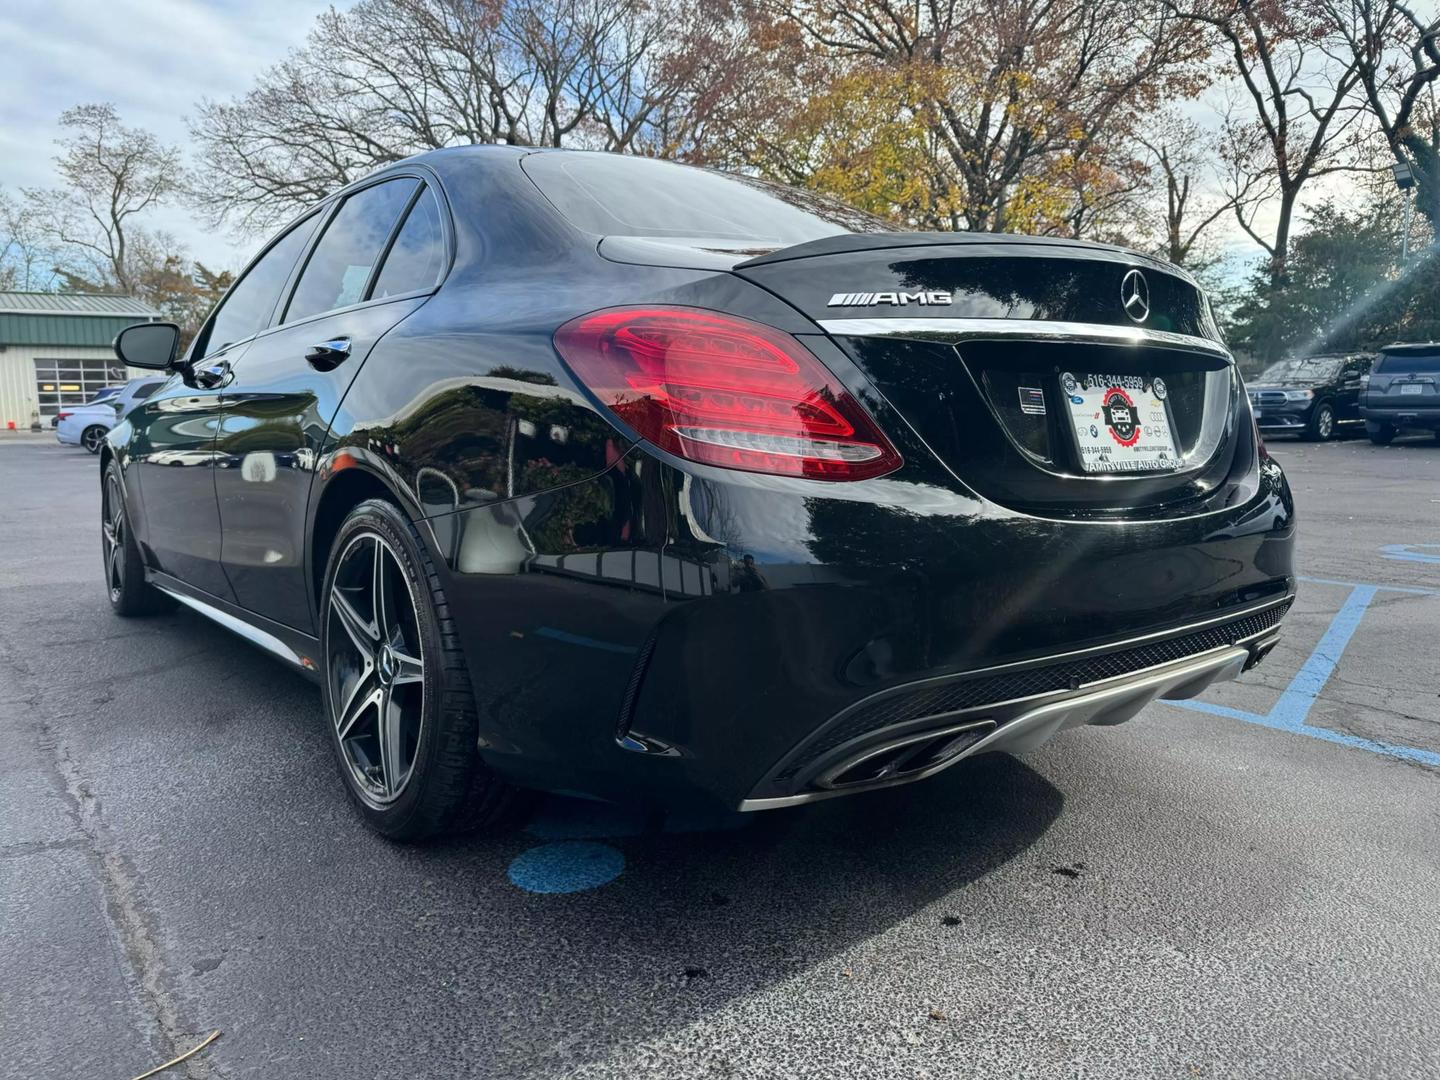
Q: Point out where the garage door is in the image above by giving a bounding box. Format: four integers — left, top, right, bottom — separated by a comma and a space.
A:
34, 358, 127, 417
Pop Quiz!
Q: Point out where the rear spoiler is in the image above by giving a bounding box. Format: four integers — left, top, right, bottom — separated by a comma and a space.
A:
736, 231, 1181, 274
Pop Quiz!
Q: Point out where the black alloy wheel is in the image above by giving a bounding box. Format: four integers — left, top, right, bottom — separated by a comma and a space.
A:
102, 462, 172, 616
82, 425, 107, 454
326, 528, 427, 807
320, 499, 519, 839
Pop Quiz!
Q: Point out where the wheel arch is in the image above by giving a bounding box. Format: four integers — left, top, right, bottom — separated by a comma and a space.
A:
307, 459, 440, 615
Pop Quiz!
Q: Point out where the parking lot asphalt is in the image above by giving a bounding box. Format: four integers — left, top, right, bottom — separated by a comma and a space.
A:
2, 433, 1438, 1080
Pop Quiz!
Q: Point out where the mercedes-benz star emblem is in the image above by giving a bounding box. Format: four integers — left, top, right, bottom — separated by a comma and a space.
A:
1121, 268, 1150, 323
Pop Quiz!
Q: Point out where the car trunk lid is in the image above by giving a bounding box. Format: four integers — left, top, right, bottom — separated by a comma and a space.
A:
732, 237, 1246, 514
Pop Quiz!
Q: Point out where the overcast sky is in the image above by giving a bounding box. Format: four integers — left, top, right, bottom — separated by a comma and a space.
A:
0, 0, 337, 272
0, 0, 1409, 282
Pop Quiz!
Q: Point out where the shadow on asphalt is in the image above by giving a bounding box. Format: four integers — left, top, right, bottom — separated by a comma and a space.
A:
185, 603, 1060, 1073
415, 753, 1065, 1073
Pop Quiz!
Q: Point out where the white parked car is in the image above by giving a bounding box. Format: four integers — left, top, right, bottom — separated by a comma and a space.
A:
51, 385, 122, 427
56, 377, 167, 453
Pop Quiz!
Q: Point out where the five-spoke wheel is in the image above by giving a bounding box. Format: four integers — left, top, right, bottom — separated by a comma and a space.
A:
101, 461, 171, 616
321, 499, 518, 838
102, 470, 127, 604
326, 531, 426, 807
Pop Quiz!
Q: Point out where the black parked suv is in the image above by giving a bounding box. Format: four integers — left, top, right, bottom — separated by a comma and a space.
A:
101, 147, 1295, 839
1246, 353, 1373, 441
1361, 342, 1440, 444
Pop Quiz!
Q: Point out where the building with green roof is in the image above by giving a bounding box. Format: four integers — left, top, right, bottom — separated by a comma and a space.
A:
0, 292, 160, 429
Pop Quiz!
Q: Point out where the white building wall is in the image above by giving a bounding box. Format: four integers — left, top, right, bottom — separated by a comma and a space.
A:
0, 345, 143, 430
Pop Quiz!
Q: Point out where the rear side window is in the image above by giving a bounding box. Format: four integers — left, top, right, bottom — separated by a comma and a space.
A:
1376, 349, 1440, 373
372, 186, 445, 299
203, 213, 322, 357
285, 179, 419, 323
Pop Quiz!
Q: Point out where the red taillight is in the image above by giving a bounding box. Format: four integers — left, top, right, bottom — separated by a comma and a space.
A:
554, 306, 902, 481
56, 411, 71, 421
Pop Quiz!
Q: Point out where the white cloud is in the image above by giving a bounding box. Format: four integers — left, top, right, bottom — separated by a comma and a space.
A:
0, 0, 340, 272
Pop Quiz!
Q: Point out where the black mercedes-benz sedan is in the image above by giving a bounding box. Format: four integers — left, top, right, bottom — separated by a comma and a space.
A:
103, 147, 1295, 839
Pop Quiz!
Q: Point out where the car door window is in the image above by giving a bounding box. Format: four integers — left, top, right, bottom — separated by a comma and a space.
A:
202, 213, 323, 357
284, 179, 419, 324
371, 186, 445, 300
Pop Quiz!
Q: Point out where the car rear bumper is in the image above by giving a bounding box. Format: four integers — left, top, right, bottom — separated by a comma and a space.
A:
427, 449, 1296, 812
55, 427, 80, 445
1363, 406, 1440, 430
739, 632, 1270, 809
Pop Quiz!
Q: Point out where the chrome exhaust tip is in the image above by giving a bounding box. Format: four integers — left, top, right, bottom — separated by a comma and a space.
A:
814, 719, 997, 791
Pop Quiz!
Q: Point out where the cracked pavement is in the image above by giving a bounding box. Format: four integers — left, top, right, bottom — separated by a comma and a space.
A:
1, 433, 1438, 1080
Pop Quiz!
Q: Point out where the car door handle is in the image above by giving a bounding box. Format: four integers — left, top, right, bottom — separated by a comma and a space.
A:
306, 338, 352, 371
192, 358, 232, 389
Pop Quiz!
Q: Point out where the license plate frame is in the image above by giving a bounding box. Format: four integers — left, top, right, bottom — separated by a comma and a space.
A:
1061, 372, 1182, 475
1400, 384, 1424, 395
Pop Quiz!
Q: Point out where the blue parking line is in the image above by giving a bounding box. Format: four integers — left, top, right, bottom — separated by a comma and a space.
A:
1268, 586, 1376, 725
1297, 574, 1437, 596
1380, 544, 1440, 565
1167, 583, 1440, 768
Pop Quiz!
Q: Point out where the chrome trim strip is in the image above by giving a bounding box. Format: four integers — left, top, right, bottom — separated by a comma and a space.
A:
816, 317, 1231, 357
738, 645, 1249, 811
152, 582, 306, 668
816, 595, 1289, 726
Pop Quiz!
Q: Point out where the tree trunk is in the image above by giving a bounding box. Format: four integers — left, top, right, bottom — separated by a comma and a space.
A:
1401, 136, 1440, 233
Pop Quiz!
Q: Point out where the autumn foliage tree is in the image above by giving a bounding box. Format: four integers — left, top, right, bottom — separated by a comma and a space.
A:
709, 0, 1210, 240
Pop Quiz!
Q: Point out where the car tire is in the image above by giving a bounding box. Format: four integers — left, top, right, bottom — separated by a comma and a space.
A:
102, 462, 174, 617
81, 425, 107, 454
319, 498, 521, 841
1368, 424, 1397, 445
1303, 401, 1335, 442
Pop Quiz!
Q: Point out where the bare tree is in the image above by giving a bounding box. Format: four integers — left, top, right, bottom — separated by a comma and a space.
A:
0, 188, 60, 290
1136, 116, 1251, 266
1163, 1, 1369, 287
22, 104, 182, 293
1320, 0, 1440, 229
189, 0, 739, 232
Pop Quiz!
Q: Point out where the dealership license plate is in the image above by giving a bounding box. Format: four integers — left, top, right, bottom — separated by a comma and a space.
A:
1062, 372, 1180, 473
1401, 384, 1423, 395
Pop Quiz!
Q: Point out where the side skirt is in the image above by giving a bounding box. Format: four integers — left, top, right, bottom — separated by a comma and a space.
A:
149, 571, 323, 683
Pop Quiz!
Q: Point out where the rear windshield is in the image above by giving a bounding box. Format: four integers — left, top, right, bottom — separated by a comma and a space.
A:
521, 152, 890, 243
1376, 349, 1440, 373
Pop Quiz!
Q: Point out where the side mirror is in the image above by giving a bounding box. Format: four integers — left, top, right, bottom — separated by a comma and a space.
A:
114, 322, 181, 370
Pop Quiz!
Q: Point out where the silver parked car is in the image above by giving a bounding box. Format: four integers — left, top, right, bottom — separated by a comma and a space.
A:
56, 377, 166, 453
